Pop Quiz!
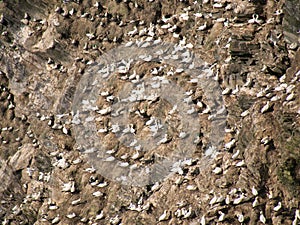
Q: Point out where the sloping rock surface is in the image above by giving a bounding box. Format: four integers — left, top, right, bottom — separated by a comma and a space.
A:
0, 0, 299, 224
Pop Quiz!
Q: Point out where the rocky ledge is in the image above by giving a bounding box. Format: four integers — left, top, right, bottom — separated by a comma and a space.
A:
0, 0, 299, 224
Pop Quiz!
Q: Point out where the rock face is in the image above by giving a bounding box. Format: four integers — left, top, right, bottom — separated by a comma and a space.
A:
283, 0, 300, 44
0, 0, 300, 224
